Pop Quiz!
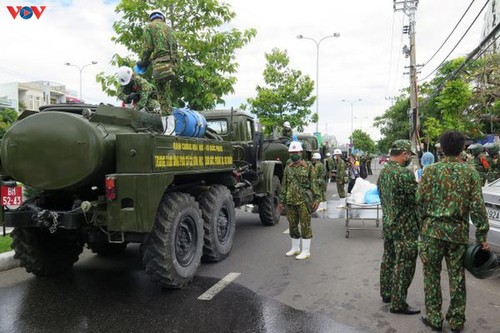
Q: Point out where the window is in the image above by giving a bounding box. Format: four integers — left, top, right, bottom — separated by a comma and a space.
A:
206, 119, 228, 134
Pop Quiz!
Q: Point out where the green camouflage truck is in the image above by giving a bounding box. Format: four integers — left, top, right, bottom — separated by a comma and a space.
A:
0, 104, 285, 288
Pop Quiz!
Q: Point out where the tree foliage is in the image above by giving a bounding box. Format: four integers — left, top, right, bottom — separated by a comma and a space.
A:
246, 48, 315, 135
0, 108, 18, 138
96, 0, 256, 110
351, 129, 376, 153
376, 54, 500, 152
374, 95, 410, 154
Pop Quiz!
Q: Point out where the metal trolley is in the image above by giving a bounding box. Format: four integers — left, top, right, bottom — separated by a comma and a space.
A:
344, 200, 382, 238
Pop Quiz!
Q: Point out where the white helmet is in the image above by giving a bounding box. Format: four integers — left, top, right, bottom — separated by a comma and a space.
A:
288, 141, 303, 152
117, 66, 133, 86
283, 121, 291, 129
312, 152, 321, 160
333, 148, 342, 155
149, 9, 166, 21
326, 152, 332, 157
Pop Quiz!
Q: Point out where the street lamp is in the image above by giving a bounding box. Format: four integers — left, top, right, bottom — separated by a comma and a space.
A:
297, 32, 340, 133
342, 98, 362, 150
64, 61, 98, 101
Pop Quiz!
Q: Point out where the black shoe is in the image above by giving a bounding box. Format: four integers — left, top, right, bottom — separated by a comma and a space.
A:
390, 306, 421, 315
421, 316, 442, 331
382, 296, 391, 304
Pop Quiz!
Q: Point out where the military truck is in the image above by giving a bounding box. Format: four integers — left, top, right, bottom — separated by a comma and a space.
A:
0, 103, 286, 288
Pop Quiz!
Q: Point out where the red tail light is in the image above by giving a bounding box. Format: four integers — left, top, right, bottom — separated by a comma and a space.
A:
105, 177, 116, 200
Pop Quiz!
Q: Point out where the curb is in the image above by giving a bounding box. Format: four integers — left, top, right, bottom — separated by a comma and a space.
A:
0, 250, 19, 272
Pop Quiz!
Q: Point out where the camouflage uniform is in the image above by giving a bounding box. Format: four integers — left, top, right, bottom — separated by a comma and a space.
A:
324, 156, 335, 182
281, 127, 293, 139
312, 160, 327, 202
485, 144, 500, 183
377, 141, 419, 312
279, 159, 320, 239
334, 157, 346, 198
417, 156, 489, 330
139, 20, 177, 115
117, 76, 160, 114
469, 153, 490, 186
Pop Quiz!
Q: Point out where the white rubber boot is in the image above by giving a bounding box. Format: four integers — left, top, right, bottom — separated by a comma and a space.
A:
296, 239, 311, 260
285, 238, 301, 257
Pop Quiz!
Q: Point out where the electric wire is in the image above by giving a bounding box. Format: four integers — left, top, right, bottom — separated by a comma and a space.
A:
419, 0, 489, 82
421, 0, 477, 69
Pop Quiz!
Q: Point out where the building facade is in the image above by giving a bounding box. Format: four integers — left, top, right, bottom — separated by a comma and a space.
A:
481, 0, 500, 53
0, 81, 66, 112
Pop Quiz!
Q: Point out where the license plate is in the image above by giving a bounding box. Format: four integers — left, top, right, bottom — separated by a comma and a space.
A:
487, 207, 500, 222
1, 185, 23, 207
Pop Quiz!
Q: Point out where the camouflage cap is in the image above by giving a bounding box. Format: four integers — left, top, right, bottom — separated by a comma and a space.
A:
391, 139, 416, 155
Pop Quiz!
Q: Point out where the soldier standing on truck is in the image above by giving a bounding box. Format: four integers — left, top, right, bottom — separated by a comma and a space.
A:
279, 141, 320, 260
117, 66, 161, 114
136, 9, 177, 115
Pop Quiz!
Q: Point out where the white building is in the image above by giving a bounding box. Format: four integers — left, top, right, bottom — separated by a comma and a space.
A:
481, 0, 500, 53
0, 81, 66, 113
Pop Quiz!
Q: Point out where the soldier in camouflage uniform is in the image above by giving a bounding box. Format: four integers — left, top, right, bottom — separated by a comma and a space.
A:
281, 121, 294, 139
117, 66, 161, 114
312, 152, 327, 210
279, 141, 320, 260
467, 143, 490, 186
137, 10, 177, 115
324, 152, 335, 183
377, 140, 420, 315
418, 131, 490, 332
333, 149, 346, 198
484, 142, 500, 183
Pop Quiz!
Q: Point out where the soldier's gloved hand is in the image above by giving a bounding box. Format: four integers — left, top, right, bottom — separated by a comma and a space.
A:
125, 95, 133, 104
129, 92, 140, 102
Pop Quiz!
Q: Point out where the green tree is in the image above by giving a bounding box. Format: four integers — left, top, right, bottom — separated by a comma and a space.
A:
351, 129, 376, 153
97, 0, 256, 110
246, 48, 315, 135
374, 95, 411, 154
0, 108, 18, 138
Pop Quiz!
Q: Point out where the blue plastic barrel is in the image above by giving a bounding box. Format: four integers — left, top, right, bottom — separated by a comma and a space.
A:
173, 108, 207, 137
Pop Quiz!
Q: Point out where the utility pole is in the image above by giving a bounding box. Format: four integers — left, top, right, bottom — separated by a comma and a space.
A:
394, 0, 421, 156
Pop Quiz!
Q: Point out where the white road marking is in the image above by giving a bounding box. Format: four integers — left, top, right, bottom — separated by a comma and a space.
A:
198, 272, 241, 301
283, 228, 289, 234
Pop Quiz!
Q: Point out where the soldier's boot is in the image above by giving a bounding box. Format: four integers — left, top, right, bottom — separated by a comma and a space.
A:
296, 239, 311, 260
285, 238, 301, 257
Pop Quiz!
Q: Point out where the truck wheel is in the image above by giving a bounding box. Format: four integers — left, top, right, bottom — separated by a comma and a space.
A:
198, 185, 235, 262
88, 242, 128, 257
258, 176, 281, 226
142, 192, 203, 288
11, 227, 84, 276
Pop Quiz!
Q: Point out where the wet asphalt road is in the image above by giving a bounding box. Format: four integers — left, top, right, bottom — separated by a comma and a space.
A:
1, 165, 500, 332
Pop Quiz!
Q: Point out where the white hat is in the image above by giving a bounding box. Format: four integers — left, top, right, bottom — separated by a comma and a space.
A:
283, 121, 291, 129
288, 141, 303, 152
312, 152, 321, 159
326, 152, 332, 157
333, 148, 342, 155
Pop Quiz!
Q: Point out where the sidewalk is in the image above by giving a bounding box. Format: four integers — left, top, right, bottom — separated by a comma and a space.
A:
0, 227, 18, 272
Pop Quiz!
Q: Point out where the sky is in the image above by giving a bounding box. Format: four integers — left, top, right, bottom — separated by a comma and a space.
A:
0, 0, 490, 145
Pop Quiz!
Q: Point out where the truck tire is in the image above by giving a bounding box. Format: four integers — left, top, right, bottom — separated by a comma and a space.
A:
258, 175, 281, 226
11, 227, 84, 276
198, 185, 235, 262
142, 192, 203, 288
88, 242, 128, 257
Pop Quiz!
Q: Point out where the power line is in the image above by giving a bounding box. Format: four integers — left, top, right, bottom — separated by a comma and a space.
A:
419, 0, 489, 82
423, 19, 500, 103
421, 0, 477, 69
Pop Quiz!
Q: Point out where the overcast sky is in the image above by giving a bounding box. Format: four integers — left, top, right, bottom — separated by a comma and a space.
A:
0, 0, 489, 144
